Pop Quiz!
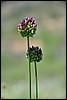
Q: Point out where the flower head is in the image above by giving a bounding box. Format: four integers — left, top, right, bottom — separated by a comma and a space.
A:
18, 16, 37, 37
26, 46, 43, 62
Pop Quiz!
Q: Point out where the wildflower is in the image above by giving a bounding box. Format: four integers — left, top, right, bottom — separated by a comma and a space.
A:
18, 16, 37, 37
26, 46, 43, 62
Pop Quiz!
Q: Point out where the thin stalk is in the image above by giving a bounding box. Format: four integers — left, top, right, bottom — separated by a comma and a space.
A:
27, 36, 31, 99
34, 62, 38, 99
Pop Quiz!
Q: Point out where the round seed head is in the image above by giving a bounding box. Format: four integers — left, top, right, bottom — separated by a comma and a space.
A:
26, 46, 43, 62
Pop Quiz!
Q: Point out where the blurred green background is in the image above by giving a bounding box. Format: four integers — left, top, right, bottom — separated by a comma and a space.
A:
1, 1, 66, 99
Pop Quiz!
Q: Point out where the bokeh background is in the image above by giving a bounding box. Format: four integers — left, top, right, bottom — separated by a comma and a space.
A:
1, 1, 66, 99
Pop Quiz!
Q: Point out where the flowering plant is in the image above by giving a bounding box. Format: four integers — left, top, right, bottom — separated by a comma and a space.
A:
26, 46, 43, 62
18, 16, 43, 99
18, 16, 37, 37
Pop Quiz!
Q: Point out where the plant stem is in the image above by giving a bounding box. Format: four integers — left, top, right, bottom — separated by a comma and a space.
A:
34, 62, 38, 99
27, 36, 31, 99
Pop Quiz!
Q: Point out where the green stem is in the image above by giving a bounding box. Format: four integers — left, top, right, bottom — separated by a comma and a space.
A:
27, 36, 31, 99
34, 62, 38, 99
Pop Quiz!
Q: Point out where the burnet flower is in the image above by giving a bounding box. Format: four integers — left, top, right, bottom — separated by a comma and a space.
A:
26, 46, 43, 62
18, 16, 37, 37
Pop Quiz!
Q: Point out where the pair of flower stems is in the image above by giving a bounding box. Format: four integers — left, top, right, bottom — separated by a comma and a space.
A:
18, 16, 43, 99
27, 36, 38, 99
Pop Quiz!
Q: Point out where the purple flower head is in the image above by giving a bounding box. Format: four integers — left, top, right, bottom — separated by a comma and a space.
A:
18, 16, 37, 37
